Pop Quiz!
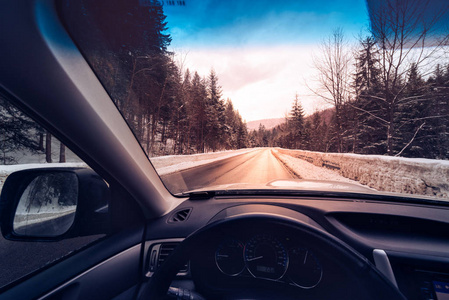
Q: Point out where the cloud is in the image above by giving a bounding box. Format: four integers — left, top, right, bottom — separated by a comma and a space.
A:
165, 0, 369, 121
175, 45, 329, 122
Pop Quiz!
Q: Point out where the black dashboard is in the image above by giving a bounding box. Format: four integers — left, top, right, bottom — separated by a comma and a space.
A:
144, 195, 449, 300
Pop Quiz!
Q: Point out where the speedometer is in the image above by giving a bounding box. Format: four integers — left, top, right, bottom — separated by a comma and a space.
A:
215, 239, 245, 276
288, 247, 322, 288
244, 234, 288, 280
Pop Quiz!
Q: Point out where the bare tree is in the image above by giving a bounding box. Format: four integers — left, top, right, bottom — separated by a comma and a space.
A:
311, 28, 352, 152
367, 0, 449, 155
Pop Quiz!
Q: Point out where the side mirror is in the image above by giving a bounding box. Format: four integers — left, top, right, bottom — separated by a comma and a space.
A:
0, 168, 110, 241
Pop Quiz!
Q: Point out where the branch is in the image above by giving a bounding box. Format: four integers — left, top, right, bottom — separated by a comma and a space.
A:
395, 122, 425, 157
348, 103, 389, 125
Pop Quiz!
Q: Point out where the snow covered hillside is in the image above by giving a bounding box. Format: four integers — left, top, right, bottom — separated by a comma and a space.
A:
276, 148, 449, 199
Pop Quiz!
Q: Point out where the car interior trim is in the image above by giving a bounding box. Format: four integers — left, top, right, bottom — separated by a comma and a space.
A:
37, 244, 142, 300
373, 249, 398, 288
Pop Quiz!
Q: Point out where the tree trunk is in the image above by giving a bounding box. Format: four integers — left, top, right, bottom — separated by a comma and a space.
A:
59, 143, 66, 163
38, 132, 44, 151
45, 131, 52, 163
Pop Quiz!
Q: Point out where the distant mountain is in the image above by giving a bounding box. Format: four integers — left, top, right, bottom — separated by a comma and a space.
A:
246, 118, 285, 131
305, 107, 334, 125
247, 108, 335, 132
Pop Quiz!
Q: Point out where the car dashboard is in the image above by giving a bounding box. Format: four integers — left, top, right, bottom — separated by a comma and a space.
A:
144, 195, 449, 300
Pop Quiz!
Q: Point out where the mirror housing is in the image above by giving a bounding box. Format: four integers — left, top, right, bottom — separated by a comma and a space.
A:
0, 167, 110, 241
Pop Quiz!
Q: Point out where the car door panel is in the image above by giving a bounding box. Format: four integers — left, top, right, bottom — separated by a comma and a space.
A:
0, 228, 144, 300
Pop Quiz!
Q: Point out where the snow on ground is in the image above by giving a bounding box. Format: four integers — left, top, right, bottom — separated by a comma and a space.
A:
272, 149, 373, 189
276, 148, 449, 199
14, 206, 76, 230
0, 149, 257, 192
150, 148, 258, 175
0, 149, 257, 191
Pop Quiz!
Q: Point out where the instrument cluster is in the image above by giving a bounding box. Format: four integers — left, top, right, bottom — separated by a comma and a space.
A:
214, 233, 323, 289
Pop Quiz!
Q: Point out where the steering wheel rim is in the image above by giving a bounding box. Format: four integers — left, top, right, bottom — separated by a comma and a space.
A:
139, 214, 406, 300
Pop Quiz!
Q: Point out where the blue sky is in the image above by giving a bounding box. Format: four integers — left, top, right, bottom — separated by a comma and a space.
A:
164, 0, 369, 47
163, 0, 370, 121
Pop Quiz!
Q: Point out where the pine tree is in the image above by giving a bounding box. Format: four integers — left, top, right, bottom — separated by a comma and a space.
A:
352, 36, 385, 154
423, 65, 449, 159
395, 63, 427, 157
205, 69, 225, 151
190, 72, 208, 152
289, 94, 305, 149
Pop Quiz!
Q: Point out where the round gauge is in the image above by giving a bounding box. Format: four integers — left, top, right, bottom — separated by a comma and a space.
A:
288, 247, 322, 288
215, 239, 245, 276
244, 234, 288, 280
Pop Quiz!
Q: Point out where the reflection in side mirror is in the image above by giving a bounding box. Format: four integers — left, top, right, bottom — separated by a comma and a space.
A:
13, 173, 78, 237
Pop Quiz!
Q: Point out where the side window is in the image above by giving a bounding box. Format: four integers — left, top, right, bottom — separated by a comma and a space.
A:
0, 94, 106, 289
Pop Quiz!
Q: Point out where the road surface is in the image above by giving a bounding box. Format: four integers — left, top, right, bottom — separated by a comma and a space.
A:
161, 148, 296, 194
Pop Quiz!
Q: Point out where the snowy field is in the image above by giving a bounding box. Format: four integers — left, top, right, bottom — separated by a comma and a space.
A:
276, 148, 449, 199
150, 148, 258, 175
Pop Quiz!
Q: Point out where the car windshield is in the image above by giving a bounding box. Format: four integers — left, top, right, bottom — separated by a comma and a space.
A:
58, 0, 449, 200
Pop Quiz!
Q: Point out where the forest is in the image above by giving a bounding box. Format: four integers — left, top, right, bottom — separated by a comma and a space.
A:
66, 0, 249, 156
0, 0, 249, 164
0, 0, 448, 164
251, 1, 449, 159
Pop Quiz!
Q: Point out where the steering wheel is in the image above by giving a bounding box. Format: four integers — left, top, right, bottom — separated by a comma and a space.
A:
139, 213, 406, 300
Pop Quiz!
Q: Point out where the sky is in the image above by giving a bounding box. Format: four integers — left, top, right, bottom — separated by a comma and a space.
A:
163, 0, 370, 122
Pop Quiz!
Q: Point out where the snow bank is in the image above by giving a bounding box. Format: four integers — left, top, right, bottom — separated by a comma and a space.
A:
276, 148, 449, 199
14, 206, 76, 230
272, 149, 373, 189
150, 148, 258, 175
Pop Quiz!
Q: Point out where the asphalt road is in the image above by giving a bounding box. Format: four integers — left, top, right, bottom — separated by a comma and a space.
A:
161, 148, 296, 194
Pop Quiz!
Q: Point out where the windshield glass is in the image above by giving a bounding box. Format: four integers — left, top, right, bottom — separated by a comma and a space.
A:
59, 0, 449, 200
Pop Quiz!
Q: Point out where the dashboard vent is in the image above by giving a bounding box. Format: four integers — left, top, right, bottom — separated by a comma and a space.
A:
147, 241, 189, 277
157, 243, 178, 268
168, 208, 192, 223
156, 243, 188, 273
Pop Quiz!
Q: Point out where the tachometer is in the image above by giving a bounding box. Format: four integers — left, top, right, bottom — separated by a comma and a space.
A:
244, 234, 288, 280
215, 239, 245, 276
288, 247, 322, 288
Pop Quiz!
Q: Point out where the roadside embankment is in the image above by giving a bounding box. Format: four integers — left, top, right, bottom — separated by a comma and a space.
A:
275, 148, 449, 199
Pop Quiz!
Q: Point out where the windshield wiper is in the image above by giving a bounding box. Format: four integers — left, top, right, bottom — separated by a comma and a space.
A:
178, 189, 449, 207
